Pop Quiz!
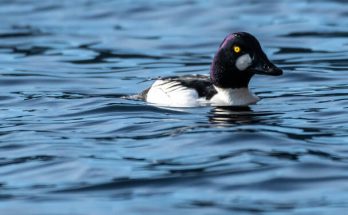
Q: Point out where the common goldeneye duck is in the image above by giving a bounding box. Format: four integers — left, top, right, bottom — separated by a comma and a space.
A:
140, 32, 283, 107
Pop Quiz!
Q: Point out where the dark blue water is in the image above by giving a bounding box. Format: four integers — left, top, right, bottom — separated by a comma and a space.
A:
0, 0, 348, 214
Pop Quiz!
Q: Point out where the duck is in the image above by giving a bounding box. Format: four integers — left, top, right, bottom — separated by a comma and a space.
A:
139, 32, 283, 107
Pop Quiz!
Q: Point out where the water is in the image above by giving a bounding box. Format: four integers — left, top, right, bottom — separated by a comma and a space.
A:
0, 0, 347, 214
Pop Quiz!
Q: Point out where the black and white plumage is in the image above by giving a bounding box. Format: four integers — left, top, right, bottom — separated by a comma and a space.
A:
140, 32, 283, 107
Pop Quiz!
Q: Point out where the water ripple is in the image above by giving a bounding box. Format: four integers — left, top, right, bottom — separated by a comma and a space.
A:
0, 0, 347, 214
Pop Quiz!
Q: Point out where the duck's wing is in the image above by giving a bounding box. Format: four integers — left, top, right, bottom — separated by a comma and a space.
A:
163, 75, 217, 99
140, 75, 217, 107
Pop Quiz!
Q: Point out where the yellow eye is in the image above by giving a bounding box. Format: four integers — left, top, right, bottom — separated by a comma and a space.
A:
233, 46, 241, 53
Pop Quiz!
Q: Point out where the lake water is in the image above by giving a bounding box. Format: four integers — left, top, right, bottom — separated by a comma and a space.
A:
0, 0, 347, 214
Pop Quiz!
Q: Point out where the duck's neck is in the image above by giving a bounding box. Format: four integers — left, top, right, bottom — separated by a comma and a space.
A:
210, 86, 260, 106
209, 49, 258, 106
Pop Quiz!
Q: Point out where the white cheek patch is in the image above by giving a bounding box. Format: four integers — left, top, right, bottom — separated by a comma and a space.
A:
235, 54, 252, 71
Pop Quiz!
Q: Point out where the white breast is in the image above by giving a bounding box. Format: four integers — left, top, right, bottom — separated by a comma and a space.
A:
146, 80, 202, 107
209, 87, 260, 106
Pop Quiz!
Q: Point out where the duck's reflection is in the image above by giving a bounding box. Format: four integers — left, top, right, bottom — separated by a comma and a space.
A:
208, 106, 262, 125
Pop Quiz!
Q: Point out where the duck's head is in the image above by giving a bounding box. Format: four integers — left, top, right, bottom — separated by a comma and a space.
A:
210, 32, 282, 89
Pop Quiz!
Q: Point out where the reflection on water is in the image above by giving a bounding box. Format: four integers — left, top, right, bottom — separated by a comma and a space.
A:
0, 0, 348, 214
209, 106, 258, 124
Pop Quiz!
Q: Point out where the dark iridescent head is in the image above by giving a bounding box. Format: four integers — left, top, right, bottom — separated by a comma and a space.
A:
210, 32, 282, 88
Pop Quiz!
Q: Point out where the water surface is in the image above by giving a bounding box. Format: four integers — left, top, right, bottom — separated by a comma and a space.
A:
0, 0, 348, 214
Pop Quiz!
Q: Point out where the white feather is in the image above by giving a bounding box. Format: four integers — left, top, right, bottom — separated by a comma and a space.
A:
146, 80, 201, 107
210, 87, 260, 106
236, 54, 252, 71
146, 80, 260, 107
